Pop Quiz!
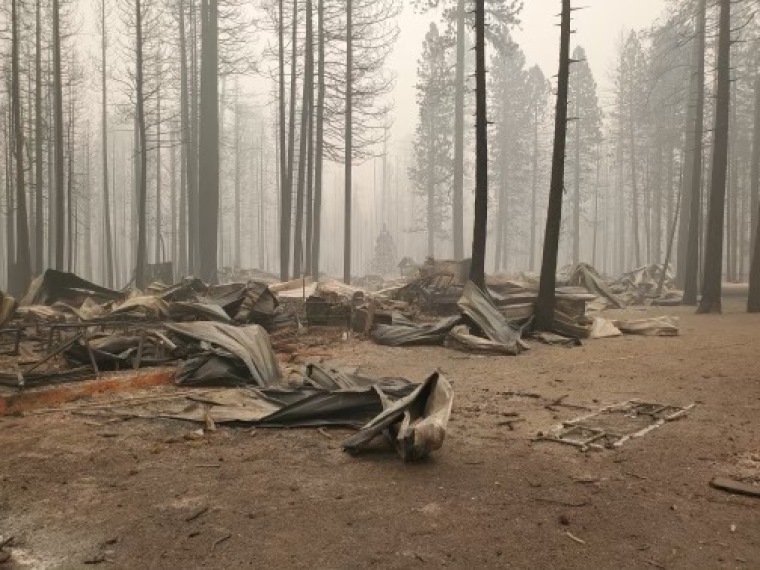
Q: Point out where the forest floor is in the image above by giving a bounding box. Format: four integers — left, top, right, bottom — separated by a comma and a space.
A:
1, 285, 759, 569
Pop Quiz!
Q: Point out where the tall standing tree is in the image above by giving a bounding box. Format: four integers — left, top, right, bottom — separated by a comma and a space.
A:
277, 0, 288, 279
134, 0, 149, 289
198, 0, 220, 283
468, 0, 488, 288
343, 0, 353, 284
697, 0, 731, 314
293, 0, 314, 278
310, 0, 326, 277
52, 0, 66, 270
100, 0, 114, 287
11, 0, 32, 293
34, 0, 44, 274
535, 0, 571, 331
177, 0, 191, 277
749, 57, 760, 312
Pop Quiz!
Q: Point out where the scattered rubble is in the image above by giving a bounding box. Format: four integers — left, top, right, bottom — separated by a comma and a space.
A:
538, 400, 694, 451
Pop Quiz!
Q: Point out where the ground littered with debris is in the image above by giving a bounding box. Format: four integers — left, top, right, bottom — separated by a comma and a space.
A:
1, 288, 759, 569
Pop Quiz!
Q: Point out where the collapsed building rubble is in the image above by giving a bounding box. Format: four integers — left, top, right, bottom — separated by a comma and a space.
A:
0, 270, 454, 461
0, 260, 685, 459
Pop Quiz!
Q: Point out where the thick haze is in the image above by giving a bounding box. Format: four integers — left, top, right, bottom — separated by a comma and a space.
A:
389, 0, 667, 144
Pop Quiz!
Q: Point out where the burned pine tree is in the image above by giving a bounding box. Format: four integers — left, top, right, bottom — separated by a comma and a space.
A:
697, 0, 731, 314
197, 0, 220, 284
99, 0, 114, 288
468, 0, 488, 289
535, 0, 572, 332
52, 0, 66, 270
10, 0, 32, 293
747, 41, 760, 311
134, 0, 150, 289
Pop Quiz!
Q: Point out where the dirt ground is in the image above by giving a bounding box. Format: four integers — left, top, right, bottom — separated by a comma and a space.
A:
1, 288, 759, 569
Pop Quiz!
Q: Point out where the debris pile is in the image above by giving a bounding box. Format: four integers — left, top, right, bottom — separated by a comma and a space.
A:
610, 264, 683, 306
0, 270, 454, 461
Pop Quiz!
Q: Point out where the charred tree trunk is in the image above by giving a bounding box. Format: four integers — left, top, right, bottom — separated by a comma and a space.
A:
747, 66, 760, 310
311, 0, 325, 278
452, 0, 466, 260
52, 0, 65, 270
188, 0, 200, 274
135, 0, 149, 289
697, 0, 731, 314
294, 0, 314, 278
535, 0, 571, 331
468, 0, 488, 288
304, 70, 315, 275
34, 0, 44, 274
751, 68, 760, 248
178, 0, 190, 276
11, 0, 32, 293
343, 0, 353, 284
155, 57, 163, 264
278, 0, 288, 278
101, 0, 114, 287
282, 0, 299, 281
198, 0, 220, 283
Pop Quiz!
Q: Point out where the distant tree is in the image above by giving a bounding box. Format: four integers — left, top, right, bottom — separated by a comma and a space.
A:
614, 31, 648, 269
414, 0, 521, 260
682, 0, 706, 304
409, 23, 454, 258
646, 17, 690, 267
489, 42, 533, 273
526, 65, 552, 272
567, 45, 602, 265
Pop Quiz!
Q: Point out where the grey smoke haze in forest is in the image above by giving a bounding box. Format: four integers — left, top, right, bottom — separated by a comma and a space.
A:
1, 0, 760, 314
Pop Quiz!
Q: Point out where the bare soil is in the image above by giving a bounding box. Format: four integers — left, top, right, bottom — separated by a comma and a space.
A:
1, 289, 759, 569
